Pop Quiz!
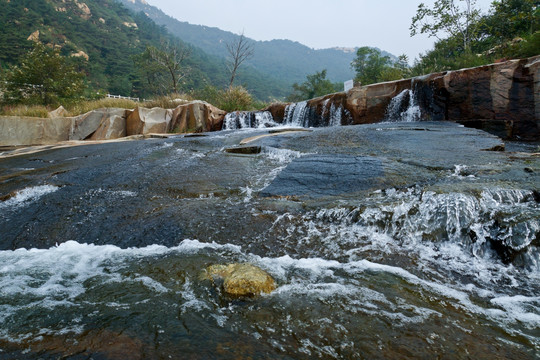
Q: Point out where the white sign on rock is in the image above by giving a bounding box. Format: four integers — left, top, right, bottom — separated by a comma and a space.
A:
344, 80, 354, 92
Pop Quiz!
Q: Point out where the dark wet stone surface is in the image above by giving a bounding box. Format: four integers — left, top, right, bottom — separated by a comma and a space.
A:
0, 122, 538, 251
260, 155, 382, 197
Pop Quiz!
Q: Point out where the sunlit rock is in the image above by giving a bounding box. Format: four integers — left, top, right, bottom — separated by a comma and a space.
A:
71, 108, 127, 140
48, 106, 69, 118
202, 263, 276, 298
170, 100, 226, 133
126, 107, 173, 135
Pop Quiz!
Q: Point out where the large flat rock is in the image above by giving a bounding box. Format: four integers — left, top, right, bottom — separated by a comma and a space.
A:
260, 155, 382, 197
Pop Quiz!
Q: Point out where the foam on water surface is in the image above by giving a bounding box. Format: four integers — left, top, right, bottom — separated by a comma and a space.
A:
0, 185, 59, 210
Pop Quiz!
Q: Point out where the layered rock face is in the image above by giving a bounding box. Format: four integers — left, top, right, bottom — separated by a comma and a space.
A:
265, 56, 539, 140
0, 101, 226, 146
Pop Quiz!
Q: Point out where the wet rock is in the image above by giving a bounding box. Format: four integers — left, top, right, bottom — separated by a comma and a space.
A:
261, 155, 382, 198
203, 263, 276, 298
482, 143, 505, 152
184, 133, 208, 137
268, 128, 311, 134
263, 102, 288, 123
225, 146, 262, 155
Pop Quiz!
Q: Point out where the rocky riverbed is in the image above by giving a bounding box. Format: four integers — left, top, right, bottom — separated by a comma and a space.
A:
0, 122, 538, 359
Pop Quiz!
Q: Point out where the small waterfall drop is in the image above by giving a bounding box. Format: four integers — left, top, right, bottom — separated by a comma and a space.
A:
283, 101, 309, 127
222, 111, 277, 130
385, 88, 422, 122
328, 103, 343, 127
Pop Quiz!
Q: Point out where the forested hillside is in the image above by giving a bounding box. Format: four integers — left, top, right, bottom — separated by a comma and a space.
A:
0, 0, 288, 99
117, 0, 395, 85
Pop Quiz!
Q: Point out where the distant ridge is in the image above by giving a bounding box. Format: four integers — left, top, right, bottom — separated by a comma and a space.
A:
117, 0, 397, 85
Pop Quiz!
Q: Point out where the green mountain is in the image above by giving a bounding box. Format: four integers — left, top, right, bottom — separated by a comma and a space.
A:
0, 0, 289, 99
117, 0, 396, 86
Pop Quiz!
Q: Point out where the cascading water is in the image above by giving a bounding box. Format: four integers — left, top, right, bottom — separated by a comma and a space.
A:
283, 100, 310, 127
222, 111, 278, 130
385, 88, 422, 122
0, 117, 538, 358
284, 99, 350, 127
385, 76, 443, 122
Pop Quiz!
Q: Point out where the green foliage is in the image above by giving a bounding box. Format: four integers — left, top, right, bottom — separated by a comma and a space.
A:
410, 0, 482, 50
411, 0, 539, 76
117, 0, 378, 99
217, 86, 253, 112
352, 48, 409, 85
190, 85, 265, 111
287, 70, 340, 102
2, 43, 85, 106
480, 0, 538, 45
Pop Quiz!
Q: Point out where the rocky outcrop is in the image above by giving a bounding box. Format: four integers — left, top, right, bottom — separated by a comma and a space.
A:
0, 101, 227, 146
264, 56, 540, 140
126, 107, 173, 136
169, 100, 226, 133
71, 108, 128, 140
202, 263, 276, 298
88, 112, 126, 140
0, 116, 72, 146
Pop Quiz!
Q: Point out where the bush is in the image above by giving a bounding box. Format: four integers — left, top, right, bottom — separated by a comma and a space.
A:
144, 93, 193, 109
65, 98, 140, 116
217, 86, 253, 112
0, 105, 50, 118
190, 85, 263, 111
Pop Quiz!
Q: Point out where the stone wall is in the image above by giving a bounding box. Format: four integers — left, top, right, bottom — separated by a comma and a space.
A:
265, 56, 540, 140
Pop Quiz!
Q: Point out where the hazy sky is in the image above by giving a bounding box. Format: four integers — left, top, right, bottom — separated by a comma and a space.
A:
145, 0, 495, 60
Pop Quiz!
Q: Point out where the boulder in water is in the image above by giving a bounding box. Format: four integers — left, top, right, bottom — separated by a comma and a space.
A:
202, 263, 276, 298
225, 146, 262, 155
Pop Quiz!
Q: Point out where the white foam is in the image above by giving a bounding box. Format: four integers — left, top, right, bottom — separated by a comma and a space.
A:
0, 185, 59, 210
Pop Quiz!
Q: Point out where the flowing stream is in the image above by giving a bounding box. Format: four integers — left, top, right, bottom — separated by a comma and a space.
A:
0, 121, 538, 359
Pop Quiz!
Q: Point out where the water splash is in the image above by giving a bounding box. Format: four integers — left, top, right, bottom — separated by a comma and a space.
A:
386, 89, 422, 122
283, 101, 309, 127
222, 111, 277, 130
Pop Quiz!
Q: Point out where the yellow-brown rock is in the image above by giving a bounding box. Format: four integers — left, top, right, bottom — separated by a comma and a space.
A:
203, 263, 276, 298
170, 100, 226, 133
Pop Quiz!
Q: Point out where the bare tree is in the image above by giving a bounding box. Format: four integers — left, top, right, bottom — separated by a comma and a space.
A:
139, 40, 191, 94
226, 31, 254, 87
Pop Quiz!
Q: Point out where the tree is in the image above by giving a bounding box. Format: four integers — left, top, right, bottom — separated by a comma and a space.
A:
287, 69, 339, 102
480, 0, 539, 44
410, 0, 482, 51
351, 47, 393, 85
226, 31, 254, 87
136, 40, 191, 95
2, 42, 85, 105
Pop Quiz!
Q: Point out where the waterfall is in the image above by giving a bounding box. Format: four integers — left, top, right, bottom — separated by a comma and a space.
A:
283, 101, 309, 127
222, 111, 277, 130
385, 88, 421, 122
284, 100, 350, 128
328, 103, 343, 127
224, 99, 351, 130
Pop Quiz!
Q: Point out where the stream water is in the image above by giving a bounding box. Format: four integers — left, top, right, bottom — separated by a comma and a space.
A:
0, 121, 539, 359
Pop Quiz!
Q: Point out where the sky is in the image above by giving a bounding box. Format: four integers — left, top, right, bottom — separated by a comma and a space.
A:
145, 0, 495, 61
